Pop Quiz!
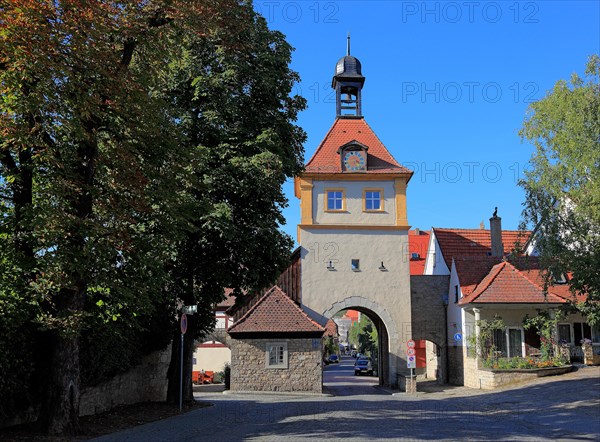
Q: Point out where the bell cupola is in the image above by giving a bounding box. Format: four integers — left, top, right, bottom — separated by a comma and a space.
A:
332, 34, 365, 118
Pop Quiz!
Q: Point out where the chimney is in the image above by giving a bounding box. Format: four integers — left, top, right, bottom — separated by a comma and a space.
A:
415, 227, 420, 235
490, 210, 503, 258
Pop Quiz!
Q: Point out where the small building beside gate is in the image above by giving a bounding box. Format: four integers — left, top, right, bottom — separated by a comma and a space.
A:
228, 286, 325, 393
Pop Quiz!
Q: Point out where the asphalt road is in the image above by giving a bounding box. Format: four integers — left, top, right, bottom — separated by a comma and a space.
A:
323, 355, 383, 396
93, 365, 600, 441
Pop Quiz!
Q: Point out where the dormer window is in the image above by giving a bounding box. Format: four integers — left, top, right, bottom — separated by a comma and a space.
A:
338, 140, 368, 172
552, 273, 567, 284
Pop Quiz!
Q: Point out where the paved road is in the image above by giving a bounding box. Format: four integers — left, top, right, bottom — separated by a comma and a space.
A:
93, 366, 600, 441
323, 355, 382, 396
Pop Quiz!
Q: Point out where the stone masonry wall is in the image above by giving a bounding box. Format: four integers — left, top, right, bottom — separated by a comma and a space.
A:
462, 354, 571, 389
79, 344, 171, 416
447, 346, 464, 385
230, 338, 322, 393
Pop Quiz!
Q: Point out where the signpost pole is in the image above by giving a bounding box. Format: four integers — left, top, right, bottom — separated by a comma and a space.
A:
179, 313, 188, 413
179, 332, 183, 413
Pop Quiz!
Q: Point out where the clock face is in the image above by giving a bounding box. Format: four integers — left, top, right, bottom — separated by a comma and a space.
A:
343, 151, 366, 171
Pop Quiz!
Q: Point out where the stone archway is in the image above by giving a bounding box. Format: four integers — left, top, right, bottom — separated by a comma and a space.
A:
323, 296, 400, 388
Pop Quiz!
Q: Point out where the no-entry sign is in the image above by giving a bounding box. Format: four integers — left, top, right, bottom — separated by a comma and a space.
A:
180, 313, 188, 334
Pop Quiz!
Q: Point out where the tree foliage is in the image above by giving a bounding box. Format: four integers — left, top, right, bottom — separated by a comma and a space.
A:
348, 314, 378, 356
0, 0, 303, 434
519, 54, 600, 323
158, 5, 306, 402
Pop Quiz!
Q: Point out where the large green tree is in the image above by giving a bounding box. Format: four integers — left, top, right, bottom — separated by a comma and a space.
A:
158, 5, 306, 403
519, 54, 600, 324
0, 0, 245, 433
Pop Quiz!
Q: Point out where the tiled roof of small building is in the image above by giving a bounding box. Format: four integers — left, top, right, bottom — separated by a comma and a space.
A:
453, 256, 502, 295
459, 258, 580, 305
227, 285, 325, 335
304, 118, 413, 176
434, 228, 530, 270
460, 261, 565, 305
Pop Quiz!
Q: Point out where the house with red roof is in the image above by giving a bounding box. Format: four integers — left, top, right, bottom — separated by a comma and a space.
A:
228, 286, 325, 393
408, 229, 429, 276
424, 213, 599, 387
192, 289, 235, 381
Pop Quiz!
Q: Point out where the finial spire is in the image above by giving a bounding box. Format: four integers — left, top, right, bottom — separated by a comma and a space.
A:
347, 32, 350, 56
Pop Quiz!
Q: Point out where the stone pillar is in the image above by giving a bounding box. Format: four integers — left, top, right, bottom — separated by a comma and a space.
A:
473, 308, 482, 364
582, 343, 594, 365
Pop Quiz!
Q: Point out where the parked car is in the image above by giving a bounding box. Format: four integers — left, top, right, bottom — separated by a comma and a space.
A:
354, 358, 373, 376
328, 354, 339, 364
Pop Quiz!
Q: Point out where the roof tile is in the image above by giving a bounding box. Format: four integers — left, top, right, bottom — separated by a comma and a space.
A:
459, 257, 577, 305
305, 118, 413, 175
434, 228, 530, 270
227, 286, 325, 335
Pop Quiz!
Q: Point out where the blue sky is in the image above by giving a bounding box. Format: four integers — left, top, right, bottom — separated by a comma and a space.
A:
255, 1, 600, 243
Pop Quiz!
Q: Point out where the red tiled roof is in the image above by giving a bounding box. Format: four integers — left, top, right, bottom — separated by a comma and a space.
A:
324, 319, 339, 338
459, 260, 568, 305
434, 228, 530, 270
344, 309, 360, 324
304, 118, 413, 176
408, 230, 429, 275
217, 288, 236, 309
227, 286, 325, 335
453, 256, 503, 295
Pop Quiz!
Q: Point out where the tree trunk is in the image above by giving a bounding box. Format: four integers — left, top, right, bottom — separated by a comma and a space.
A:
166, 323, 195, 404
38, 332, 81, 435
39, 125, 97, 433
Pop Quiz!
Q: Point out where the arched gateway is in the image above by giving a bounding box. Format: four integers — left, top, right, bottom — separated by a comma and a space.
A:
295, 44, 413, 389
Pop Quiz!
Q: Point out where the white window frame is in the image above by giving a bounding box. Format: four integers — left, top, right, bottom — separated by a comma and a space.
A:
265, 342, 288, 369
557, 323, 572, 344
363, 188, 384, 212
325, 189, 345, 212
505, 327, 525, 358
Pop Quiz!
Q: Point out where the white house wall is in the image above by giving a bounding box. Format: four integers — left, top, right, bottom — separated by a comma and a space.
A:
193, 346, 231, 373
423, 230, 450, 275
447, 260, 464, 347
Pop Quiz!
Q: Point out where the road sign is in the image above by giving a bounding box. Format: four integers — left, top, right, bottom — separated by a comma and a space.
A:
406, 348, 416, 357
407, 339, 416, 348
407, 355, 416, 368
180, 313, 188, 334
454, 333, 462, 342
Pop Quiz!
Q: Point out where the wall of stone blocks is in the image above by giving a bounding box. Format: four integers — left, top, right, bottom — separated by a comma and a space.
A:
230, 337, 322, 393
447, 346, 465, 385
79, 344, 171, 416
410, 275, 450, 383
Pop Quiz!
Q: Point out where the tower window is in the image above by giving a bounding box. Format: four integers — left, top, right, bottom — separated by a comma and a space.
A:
364, 189, 383, 211
326, 189, 345, 211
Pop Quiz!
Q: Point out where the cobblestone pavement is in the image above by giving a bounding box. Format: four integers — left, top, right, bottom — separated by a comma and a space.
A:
93, 366, 600, 441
